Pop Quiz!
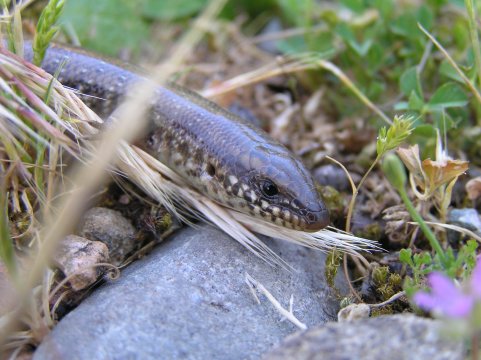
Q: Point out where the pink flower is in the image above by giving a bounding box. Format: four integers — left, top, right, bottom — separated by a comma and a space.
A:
413, 259, 481, 318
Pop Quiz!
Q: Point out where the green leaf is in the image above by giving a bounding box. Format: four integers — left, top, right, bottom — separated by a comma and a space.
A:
416, 5, 433, 31
278, 31, 335, 55
402, 277, 418, 297
448, 0, 464, 6
0, 182, 16, 275
276, 37, 308, 54
351, 40, 372, 57
432, 111, 458, 132
319, 8, 340, 26
453, 17, 470, 51
400, 67, 423, 98
461, 240, 479, 275
277, 0, 314, 27
390, 12, 419, 40
61, 0, 149, 56
372, 0, 393, 18
367, 80, 385, 100
412, 124, 436, 137
413, 252, 432, 266
336, 23, 372, 57
142, 0, 207, 21
439, 60, 466, 84
393, 101, 409, 111
399, 248, 414, 267
340, 0, 365, 13
366, 43, 384, 71
427, 82, 469, 110
408, 91, 425, 111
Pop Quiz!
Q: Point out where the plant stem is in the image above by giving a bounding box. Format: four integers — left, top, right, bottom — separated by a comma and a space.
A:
471, 331, 479, 360
0, 176, 17, 277
465, 0, 481, 92
419, 23, 481, 111
398, 186, 448, 267
316, 59, 392, 125
345, 155, 381, 233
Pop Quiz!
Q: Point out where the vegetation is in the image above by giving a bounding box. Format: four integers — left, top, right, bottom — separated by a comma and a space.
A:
2, 0, 481, 357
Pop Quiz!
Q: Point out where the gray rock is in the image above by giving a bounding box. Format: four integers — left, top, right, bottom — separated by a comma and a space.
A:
263, 314, 465, 360
79, 207, 137, 265
448, 208, 481, 235
34, 225, 348, 360
257, 18, 283, 54
313, 164, 351, 192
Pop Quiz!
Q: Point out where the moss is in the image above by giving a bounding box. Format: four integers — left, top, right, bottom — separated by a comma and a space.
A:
372, 266, 403, 301
318, 185, 344, 221
325, 249, 342, 290
370, 305, 395, 317
354, 222, 382, 242
340, 296, 355, 309
372, 265, 389, 285
154, 211, 172, 233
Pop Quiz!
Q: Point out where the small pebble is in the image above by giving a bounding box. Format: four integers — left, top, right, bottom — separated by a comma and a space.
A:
448, 208, 481, 235
55, 234, 110, 291
313, 164, 351, 192
256, 18, 283, 54
466, 177, 481, 201
79, 207, 137, 265
337, 303, 370, 322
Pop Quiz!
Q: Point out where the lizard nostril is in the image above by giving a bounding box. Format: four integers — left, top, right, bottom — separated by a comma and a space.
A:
303, 209, 330, 232
206, 163, 216, 176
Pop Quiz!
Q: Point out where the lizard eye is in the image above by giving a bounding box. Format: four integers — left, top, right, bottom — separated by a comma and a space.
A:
260, 180, 279, 197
